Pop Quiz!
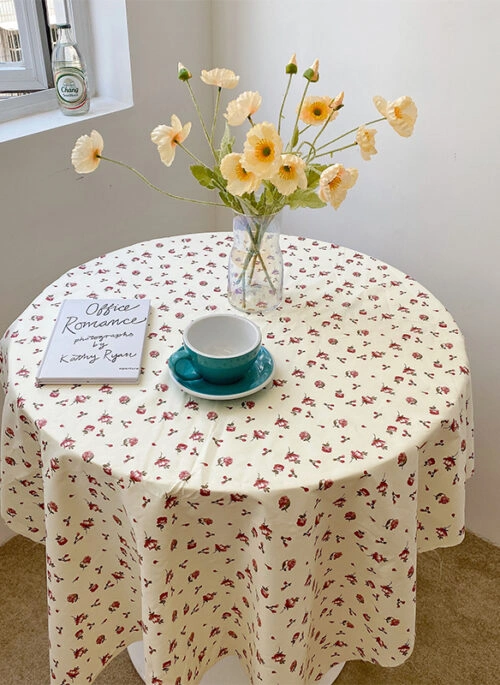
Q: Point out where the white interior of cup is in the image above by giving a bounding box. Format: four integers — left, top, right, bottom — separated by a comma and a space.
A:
184, 314, 261, 358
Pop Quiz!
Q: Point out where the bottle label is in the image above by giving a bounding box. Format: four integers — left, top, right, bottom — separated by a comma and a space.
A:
55, 67, 87, 109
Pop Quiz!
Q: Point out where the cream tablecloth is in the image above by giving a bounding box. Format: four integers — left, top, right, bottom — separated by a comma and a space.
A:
0, 233, 474, 684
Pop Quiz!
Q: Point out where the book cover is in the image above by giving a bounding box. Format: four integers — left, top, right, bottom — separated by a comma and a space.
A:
36, 299, 150, 384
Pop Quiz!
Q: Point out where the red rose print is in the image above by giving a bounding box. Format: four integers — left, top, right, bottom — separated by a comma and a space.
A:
281, 559, 296, 571
155, 456, 171, 468
278, 496, 290, 511
0, 233, 473, 685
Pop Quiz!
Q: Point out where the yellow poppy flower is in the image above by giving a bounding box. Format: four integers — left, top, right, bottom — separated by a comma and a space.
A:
299, 96, 339, 126
270, 154, 307, 196
71, 130, 104, 174
241, 122, 283, 180
224, 91, 262, 126
220, 153, 261, 196
355, 125, 378, 161
200, 68, 239, 89
318, 164, 359, 209
373, 95, 417, 137
151, 115, 192, 167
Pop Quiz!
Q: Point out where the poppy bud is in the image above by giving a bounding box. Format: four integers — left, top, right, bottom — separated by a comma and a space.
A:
285, 53, 298, 75
177, 62, 192, 81
331, 91, 344, 110
303, 59, 319, 82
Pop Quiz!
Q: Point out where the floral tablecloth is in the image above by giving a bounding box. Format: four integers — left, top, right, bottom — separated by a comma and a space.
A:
0, 233, 474, 685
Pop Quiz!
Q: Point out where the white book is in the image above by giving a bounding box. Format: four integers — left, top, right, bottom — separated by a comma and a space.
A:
36, 299, 150, 384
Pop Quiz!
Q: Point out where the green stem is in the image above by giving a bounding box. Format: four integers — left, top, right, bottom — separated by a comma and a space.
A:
248, 252, 259, 285
98, 155, 227, 207
278, 73, 293, 136
314, 141, 358, 159
287, 79, 311, 151
177, 142, 207, 167
185, 80, 218, 161
234, 215, 276, 292
241, 269, 246, 309
296, 140, 315, 156
210, 87, 222, 146
314, 117, 386, 153
295, 126, 314, 155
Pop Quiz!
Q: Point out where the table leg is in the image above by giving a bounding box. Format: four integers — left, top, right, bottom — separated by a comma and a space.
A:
127, 642, 345, 684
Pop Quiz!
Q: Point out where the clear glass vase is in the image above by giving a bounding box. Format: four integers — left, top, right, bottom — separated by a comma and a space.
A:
227, 212, 284, 313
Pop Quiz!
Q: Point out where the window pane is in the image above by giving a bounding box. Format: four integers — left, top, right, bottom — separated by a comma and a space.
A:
0, 0, 22, 64
46, 0, 67, 48
0, 0, 56, 97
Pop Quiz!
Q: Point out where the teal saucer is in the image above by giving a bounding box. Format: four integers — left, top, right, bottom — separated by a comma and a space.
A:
168, 347, 274, 400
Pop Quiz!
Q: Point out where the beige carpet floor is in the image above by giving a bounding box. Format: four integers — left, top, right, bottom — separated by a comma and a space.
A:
0, 531, 498, 684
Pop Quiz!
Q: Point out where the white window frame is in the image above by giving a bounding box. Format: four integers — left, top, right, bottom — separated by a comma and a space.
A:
0, 0, 52, 92
0, 0, 133, 140
0, 0, 94, 123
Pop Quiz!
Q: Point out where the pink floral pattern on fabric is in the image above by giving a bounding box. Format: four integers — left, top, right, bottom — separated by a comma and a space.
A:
0, 234, 474, 684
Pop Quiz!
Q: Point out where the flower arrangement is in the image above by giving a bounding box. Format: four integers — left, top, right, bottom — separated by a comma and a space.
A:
71, 56, 417, 215
71, 56, 417, 311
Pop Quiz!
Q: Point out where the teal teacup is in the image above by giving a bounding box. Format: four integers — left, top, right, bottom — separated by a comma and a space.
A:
173, 313, 262, 385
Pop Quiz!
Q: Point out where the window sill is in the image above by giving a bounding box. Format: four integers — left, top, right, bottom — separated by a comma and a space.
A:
0, 93, 133, 143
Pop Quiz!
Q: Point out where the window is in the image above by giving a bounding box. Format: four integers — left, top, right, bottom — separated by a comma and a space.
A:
0, 0, 96, 126
0, 0, 55, 97
0, 0, 132, 141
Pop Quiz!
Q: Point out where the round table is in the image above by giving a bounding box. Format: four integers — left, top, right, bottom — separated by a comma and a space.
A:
0, 233, 474, 685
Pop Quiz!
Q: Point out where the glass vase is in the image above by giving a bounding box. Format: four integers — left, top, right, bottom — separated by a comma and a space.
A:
227, 212, 284, 313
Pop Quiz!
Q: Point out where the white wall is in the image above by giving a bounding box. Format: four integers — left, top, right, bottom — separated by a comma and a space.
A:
0, 0, 214, 336
211, 0, 500, 544
0, 0, 214, 544
1, 0, 499, 545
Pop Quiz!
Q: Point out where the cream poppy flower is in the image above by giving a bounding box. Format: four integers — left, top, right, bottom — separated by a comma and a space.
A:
220, 153, 261, 196
151, 115, 191, 167
355, 125, 378, 161
241, 122, 283, 180
270, 154, 307, 196
299, 96, 339, 126
318, 164, 359, 210
373, 95, 417, 137
224, 91, 262, 126
71, 130, 104, 174
200, 68, 239, 89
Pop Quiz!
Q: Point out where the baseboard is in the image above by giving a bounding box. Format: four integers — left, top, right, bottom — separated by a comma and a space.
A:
0, 521, 15, 546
